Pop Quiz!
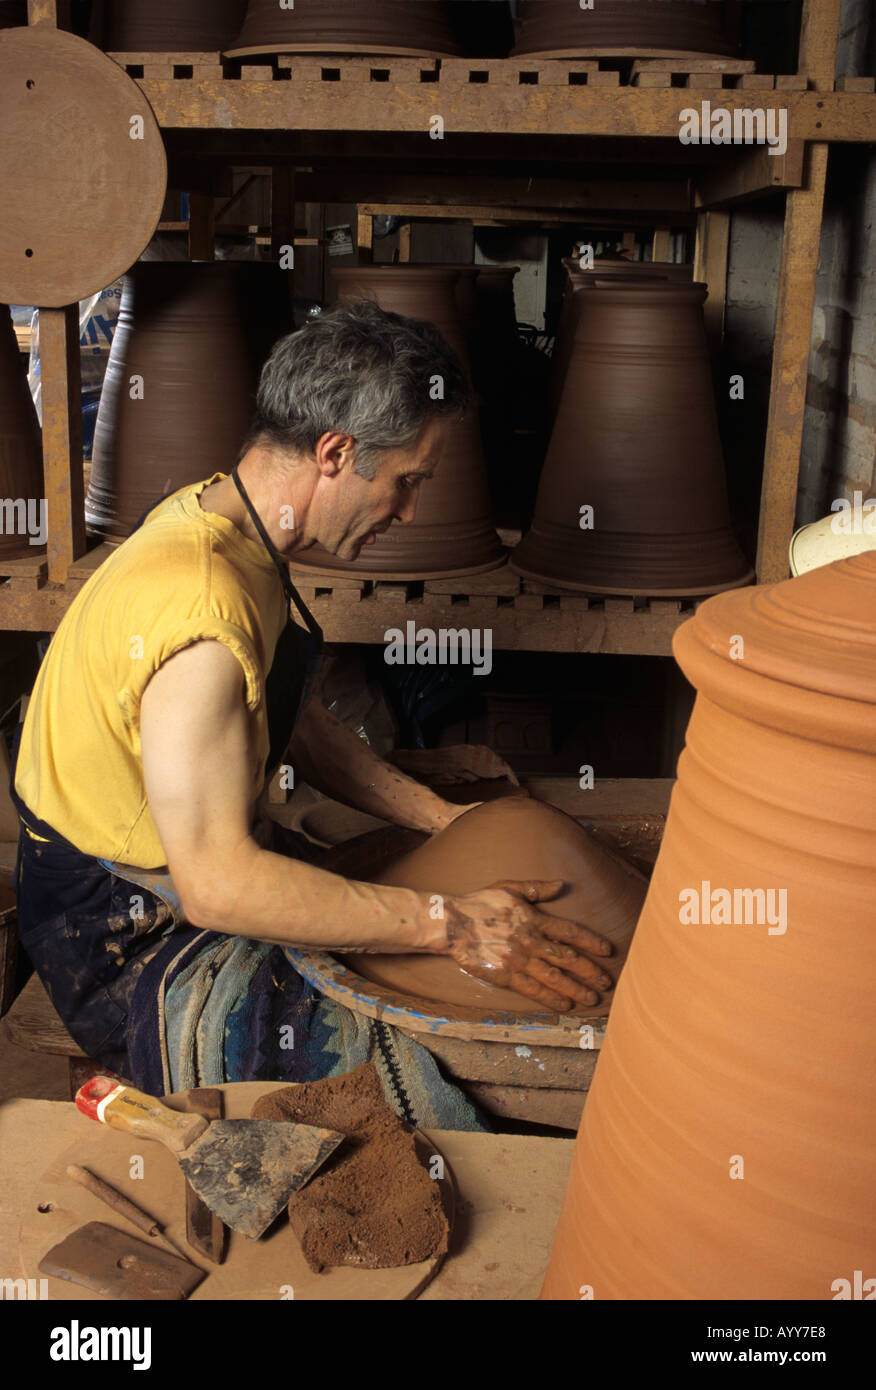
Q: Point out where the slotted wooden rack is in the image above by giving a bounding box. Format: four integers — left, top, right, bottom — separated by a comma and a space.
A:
2, 0, 870, 648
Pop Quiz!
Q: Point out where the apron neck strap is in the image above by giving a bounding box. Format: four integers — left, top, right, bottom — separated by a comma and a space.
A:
230, 465, 323, 647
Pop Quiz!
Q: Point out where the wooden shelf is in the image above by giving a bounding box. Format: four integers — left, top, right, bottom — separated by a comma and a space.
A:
0, 550, 695, 653
6, 0, 859, 631
292, 568, 696, 655
100, 52, 875, 144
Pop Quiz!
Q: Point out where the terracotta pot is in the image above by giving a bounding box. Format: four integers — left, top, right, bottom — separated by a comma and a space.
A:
227, 0, 465, 58
342, 796, 647, 1016
543, 552, 876, 1299
290, 264, 503, 579
512, 279, 753, 596
93, 0, 247, 51
0, 305, 44, 560
551, 255, 692, 411
86, 263, 291, 539
513, 0, 736, 59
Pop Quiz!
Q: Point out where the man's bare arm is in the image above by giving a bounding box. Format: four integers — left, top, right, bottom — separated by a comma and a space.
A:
288, 697, 461, 834
139, 642, 615, 1009
139, 641, 445, 952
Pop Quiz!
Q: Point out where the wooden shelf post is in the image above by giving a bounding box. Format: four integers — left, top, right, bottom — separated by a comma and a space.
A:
755, 0, 841, 583
693, 210, 730, 350
38, 306, 85, 584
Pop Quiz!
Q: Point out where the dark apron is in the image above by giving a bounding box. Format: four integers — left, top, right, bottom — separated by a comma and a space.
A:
9, 469, 323, 1073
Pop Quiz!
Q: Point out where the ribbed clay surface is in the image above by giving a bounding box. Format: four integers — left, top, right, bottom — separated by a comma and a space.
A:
542, 553, 876, 1299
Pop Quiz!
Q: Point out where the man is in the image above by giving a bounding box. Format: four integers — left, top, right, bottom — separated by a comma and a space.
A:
12, 300, 613, 1093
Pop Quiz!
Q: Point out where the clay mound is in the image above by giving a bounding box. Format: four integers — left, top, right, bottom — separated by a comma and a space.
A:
343, 796, 648, 1016
252, 1063, 449, 1273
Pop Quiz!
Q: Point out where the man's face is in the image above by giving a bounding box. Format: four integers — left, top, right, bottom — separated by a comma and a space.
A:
313, 416, 450, 561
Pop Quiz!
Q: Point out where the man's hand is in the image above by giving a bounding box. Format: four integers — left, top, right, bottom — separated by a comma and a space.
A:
442, 879, 614, 1012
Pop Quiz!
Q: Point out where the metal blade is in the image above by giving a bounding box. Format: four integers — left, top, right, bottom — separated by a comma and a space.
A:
178, 1120, 345, 1240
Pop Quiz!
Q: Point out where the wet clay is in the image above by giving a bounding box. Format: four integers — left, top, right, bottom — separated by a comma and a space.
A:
86, 263, 291, 537
227, 0, 465, 58
512, 280, 754, 597
291, 265, 502, 579
342, 797, 647, 1016
551, 256, 691, 411
512, 0, 736, 58
542, 552, 876, 1299
93, 0, 247, 51
251, 1064, 449, 1273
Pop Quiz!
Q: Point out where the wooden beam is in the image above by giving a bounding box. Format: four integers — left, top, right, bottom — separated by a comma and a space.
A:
27, 0, 57, 24
187, 191, 215, 260
356, 209, 373, 264
357, 202, 697, 228
754, 0, 842, 580
38, 306, 84, 584
695, 142, 805, 209
693, 210, 729, 349
651, 227, 673, 261
0, 577, 693, 650
797, 0, 842, 88
270, 166, 295, 265
215, 172, 262, 223
142, 84, 876, 143
398, 222, 412, 262
756, 142, 830, 584
298, 173, 691, 213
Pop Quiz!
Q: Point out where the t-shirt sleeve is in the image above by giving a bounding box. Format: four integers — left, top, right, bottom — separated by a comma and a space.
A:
118, 616, 264, 734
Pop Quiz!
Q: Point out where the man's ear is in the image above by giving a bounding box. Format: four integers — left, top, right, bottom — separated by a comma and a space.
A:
314, 431, 356, 477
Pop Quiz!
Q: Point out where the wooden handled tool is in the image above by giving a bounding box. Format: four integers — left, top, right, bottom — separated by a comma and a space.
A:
75, 1077, 345, 1240
65, 1163, 192, 1263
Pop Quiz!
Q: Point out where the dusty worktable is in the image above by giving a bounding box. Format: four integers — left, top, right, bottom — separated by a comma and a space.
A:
0, 1084, 574, 1300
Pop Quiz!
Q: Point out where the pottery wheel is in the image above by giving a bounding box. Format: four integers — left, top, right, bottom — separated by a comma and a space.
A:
0, 27, 166, 306
19, 1083, 454, 1301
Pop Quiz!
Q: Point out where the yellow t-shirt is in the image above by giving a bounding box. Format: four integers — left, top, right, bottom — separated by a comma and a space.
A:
14, 473, 288, 868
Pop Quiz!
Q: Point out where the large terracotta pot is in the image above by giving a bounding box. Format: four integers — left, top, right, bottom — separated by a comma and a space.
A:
290, 264, 503, 579
342, 796, 647, 1016
551, 256, 693, 412
86, 263, 291, 539
92, 0, 247, 51
512, 279, 753, 596
513, 0, 736, 59
542, 552, 876, 1299
0, 305, 44, 560
227, 0, 465, 58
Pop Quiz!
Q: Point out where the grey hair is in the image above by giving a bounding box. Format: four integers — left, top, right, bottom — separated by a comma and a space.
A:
241, 297, 470, 480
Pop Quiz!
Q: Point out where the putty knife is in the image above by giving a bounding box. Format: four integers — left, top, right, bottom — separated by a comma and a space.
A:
75, 1078, 344, 1240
